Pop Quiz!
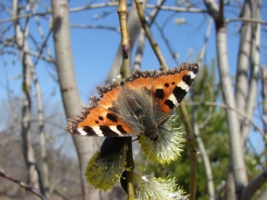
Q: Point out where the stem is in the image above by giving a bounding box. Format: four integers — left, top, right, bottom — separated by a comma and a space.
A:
134, 0, 168, 70
117, 1, 134, 199
118, 0, 131, 78
179, 102, 197, 200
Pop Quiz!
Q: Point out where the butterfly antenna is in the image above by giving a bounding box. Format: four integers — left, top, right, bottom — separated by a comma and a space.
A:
143, 140, 152, 175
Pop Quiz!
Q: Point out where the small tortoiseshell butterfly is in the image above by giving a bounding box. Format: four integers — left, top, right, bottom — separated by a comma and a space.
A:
66, 63, 199, 141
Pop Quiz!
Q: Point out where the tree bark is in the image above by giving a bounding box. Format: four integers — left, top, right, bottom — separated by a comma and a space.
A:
235, 0, 252, 126
203, 0, 248, 198
241, 0, 261, 144
51, 0, 99, 199
216, 17, 248, 200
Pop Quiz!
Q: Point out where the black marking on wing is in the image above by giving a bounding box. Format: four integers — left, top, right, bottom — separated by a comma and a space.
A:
173, 87, 187, 103
182, 74, 193, 85
106, 113, 117, 122
83, 126, 97, 136
164, 99, 175, 109
117, 125, 127, 134
100, 126, 118, 136
154, 89, 164, 99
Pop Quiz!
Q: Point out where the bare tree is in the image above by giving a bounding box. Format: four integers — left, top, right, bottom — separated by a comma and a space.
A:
0, 1, 266, 199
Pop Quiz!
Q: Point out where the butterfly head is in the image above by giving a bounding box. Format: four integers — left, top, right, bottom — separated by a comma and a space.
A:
140, 114, 160, 142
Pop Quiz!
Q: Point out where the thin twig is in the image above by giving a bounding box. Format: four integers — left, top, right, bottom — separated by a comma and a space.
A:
70, 24, 120, 32
135, 0, 168, 70
148, 0, 166, 26
179, 102, 197, 200
0, 3, 208, 25
0, 169, 48, 200
117, 1, 134, 199
118, 0, 131, 78
241, 168, 267, 200
186, 101, 266, 142
226, 17, 267, 24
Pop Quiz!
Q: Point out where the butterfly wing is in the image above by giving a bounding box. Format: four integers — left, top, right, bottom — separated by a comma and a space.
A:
151, 63, 199, 125
66, 63, 199, 138
66, 83, 134, 137
66, 105, 133, 137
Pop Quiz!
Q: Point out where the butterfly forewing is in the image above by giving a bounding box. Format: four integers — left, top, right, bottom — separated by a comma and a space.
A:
152, 63, 199, 124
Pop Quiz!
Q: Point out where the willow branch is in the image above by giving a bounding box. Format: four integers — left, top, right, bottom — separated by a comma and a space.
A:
186, 101, 266, 143
226, 17, 267, 24
70, 24, 120, 32
148, 0, 166, 26
117, 0, 134, 199
118, 0, 131, 78
134, 0, 168, 70
0, 169, 48, 200
241, 169, 267, 200
179, 102, 197, 200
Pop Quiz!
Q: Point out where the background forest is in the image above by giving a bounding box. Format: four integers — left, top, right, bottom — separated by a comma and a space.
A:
0, 0, 266, 199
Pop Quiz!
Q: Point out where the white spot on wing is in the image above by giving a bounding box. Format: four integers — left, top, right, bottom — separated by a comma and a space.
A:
92, 126, 104, 136
77, 128, 89, 136
189, 71, 196, 79
177, 81, 189, 91
110, 125, 123, 135
168, 93, 179, 106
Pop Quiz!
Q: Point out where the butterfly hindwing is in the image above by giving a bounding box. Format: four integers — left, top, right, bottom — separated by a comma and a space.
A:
66, 105, 133, 137
66, 83, 133, 137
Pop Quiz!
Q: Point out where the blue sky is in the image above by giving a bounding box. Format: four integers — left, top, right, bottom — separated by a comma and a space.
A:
0, 0, 266, 155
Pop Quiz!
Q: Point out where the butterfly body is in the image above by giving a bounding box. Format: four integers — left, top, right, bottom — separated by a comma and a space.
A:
66, 63, 199, 141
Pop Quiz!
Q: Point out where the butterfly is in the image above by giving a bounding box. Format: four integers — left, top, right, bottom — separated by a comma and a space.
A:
66, 63, 199, 142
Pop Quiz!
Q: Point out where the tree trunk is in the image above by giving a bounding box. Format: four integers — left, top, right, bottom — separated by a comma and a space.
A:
203, 0, 248, 198
216, 19, 248, 200
51, 0, 99, 199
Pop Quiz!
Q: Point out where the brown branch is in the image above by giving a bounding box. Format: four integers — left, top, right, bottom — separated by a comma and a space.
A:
70, 24, 120, 32
147, 0, 166, 26
153, 20, 179, 66
146, 4, 207, 13
0, 2, 208, 25
0, 169, 48, 200
133, 29, 145, 70
134, 0, 168, 70
118, 0, 131, 78
117, 1, 134, 199
179, 102, 197, 200
226, 17, 267, 24
30, 62, 49, 196
32, 6, 54, 60
241, 169, 267, 200
186, 101, 266, 143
